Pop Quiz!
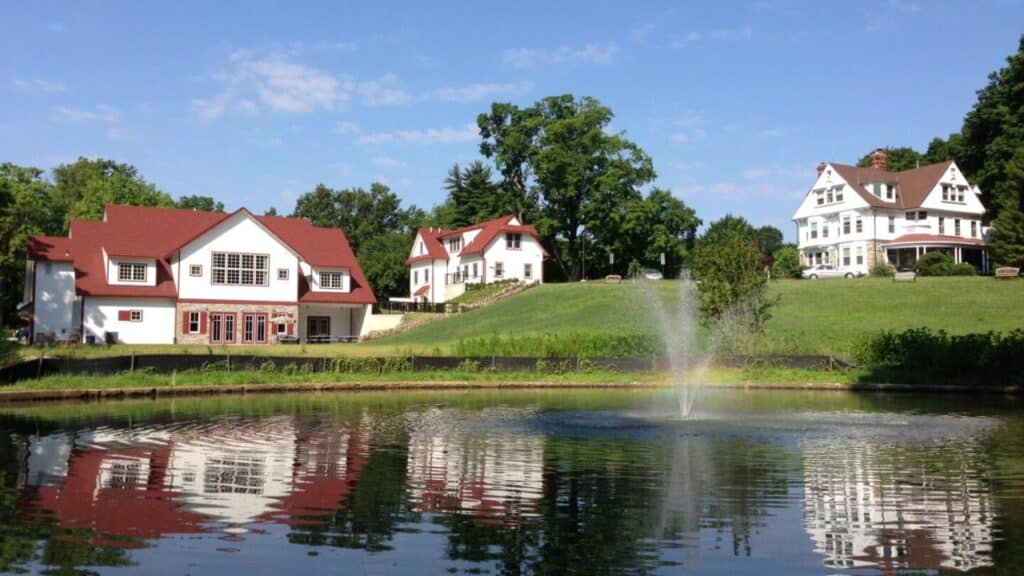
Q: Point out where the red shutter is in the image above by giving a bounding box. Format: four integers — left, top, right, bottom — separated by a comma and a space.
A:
287, 312, 294, 336
199, 312, 207, 334
182, 311, 190, 332
118, 310, 130, 321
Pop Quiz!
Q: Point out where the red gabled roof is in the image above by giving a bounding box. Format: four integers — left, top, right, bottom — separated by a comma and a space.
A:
830, 161, 955, 210
460, 215, 545, 257
414, 284, 430, 297
26, 204, 376, 303
406, 228, 448, 265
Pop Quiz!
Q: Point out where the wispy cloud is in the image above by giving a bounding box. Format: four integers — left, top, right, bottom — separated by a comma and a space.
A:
431, 81, 533, 103
47, 22, 64, 33
501, 42, 620, 68
358, 73, 410, 106
355, 123, 478, 146
672, 25, 752, 48
53, 104, 120, 123
758, 128, 783, 138
194, 50, 351, 118
371, 155, 404, 168
671, 110, 707, 144
335, 120, 360, 134
12, 78, 66, 93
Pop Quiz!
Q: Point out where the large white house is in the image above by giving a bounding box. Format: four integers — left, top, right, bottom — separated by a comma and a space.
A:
24, 204, 376, 344
792, 149, 990, 274
405, 214, 546, 303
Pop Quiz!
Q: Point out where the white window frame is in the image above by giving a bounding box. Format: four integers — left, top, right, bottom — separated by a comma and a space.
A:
187, 311, 200, 334
189, 264, 202, 277
277, 268, 289, 281
118, 262, 146, 283
211, 252, 269, 287
321, 271, 344, 290
524, 263, 533, 280
129, 310, 143, 322
494, 261, 504, 278
505, 233, 522, 249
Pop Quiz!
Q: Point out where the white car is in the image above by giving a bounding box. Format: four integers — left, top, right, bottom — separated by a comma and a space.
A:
643, 268, 664, 280
802, 264, 859, 279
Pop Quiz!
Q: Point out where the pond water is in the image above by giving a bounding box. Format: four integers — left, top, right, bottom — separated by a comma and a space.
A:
0, 389, 1022, 575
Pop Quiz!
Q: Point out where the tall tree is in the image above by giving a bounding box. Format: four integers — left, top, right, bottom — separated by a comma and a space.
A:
615, 188, 701, 278
175, 194, 224, 212
754, 226, 784, 265
990, 145, 1024, 268
478, 102, 543, 221
960, 35, 1024, 219
699, 214, 756, 247
0, 164, 56, 326
51, 157, 173, 228
856, 146, 927, 172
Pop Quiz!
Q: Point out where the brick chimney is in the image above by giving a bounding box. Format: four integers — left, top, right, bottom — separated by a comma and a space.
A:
870, 148, 888, 171
816, 162, 827, 177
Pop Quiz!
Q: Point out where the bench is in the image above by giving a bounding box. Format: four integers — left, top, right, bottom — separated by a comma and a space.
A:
995, 266, 1020, 279
605, 274, 622, 284
893, 271, 916, 282
306, 335, 358, 344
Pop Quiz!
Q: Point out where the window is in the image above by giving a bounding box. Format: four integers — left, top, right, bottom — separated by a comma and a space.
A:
957, 186, 966, 202
971, 221, 977, 237
842, 247, 850, 267
524, 263, 533, 280
938, 217, 945, 234
495, 262, 504, 278
955, 219, 961, 236
190, 264, 202, 277
810, 222, 818, 239
888, 216, 895, 234
855, 218, 863, 234
118, 263, 146, 282
210, 313, 235, 343
506, 233, 522, 249
816, 191, 824, 205
822, 223, 829, 238
449, 238, 461, 252
885, 184, 894, 200
419, 241, 425, 255
918, 211, 927, 220
856, 246, 864, 265
871, 183, 881, 197
826, 190, 834, 203
277, 268, 289, 281
905, 211, 916, 221
242, 313, 267, 344
424, 268, 429, 283
843, 217, 850, 235
211, 252, 268, 286
472, 262, 478, 278
129, 310, 142, 322
321, 271, 344, 289
413, 270, 419, 284
834, 185, 844, 202
307, 316, 330, 339
188, 312, 200, 334
277, 322, 287, 335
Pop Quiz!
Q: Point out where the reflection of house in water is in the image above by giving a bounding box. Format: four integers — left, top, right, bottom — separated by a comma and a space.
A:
405, 408, 544, 524
19, 418, 374, 545
803, 442, 994, 571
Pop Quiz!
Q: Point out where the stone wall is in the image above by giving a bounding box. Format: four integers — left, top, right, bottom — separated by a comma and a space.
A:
176, 303, 297, 344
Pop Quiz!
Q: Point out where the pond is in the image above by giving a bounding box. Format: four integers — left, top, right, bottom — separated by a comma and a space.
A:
0, 389, 1021, 575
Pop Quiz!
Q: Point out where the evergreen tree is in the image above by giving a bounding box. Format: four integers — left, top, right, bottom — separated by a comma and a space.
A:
990, 145, 1024, 268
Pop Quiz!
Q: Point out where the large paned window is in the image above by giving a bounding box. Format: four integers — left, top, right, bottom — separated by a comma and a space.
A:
448, 238, 461, 252
321, 271, 344, 289
211, 252, 268, 286
888, 216, 895, 234
856, 246, 864, 265
506, 233, 521, 249
242, 313, 267, 344
118, 262, 146, 282
842, 247, 850, 267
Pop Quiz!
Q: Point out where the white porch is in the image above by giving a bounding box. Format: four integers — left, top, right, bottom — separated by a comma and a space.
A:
297, 303, 369, 343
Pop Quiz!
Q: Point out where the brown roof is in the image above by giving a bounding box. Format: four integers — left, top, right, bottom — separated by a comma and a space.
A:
829, 161, 954, 210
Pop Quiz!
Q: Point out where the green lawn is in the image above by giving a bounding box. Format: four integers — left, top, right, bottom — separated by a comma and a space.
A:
11, 277, 1023, 362
379, 277, 1024, 358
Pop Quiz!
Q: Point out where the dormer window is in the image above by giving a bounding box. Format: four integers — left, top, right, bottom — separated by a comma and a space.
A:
871, 183, 881, 197
815, 190, 824, 206
506, 233, 522, 249
448, 238, 461, 252
321, 271, 344, 289
834, 185, 844, 202
885, 184, 894, 200
118, 263, 146, 282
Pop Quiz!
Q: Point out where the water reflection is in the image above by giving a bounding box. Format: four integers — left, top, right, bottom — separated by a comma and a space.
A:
0, 392, 1018, 575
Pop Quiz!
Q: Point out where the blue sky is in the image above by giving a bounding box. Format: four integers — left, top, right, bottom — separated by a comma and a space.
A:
3, 1, 1023, 240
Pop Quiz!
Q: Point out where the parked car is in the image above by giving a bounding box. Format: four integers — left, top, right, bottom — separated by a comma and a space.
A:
643, 268, 664, 280
802, 264, 860, 279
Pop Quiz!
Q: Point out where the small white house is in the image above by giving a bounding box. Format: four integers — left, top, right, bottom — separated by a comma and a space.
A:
405, 214, 546, 303
792, 149, 990, 274
24, 204, 377, 344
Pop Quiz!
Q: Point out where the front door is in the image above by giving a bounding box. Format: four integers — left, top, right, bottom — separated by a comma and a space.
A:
307, 316, 330, 341
242, 313, 268, 344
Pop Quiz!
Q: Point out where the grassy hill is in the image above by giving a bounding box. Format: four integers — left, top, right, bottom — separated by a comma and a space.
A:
377, 277, 1024, 358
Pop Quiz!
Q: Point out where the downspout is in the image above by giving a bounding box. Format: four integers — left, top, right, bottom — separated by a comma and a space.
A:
31, 262, 38, 344
79, 295, 86, 343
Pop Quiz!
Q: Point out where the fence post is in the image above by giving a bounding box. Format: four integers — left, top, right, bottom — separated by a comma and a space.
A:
130, 350, 135, 373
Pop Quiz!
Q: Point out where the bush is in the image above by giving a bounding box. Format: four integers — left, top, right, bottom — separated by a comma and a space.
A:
915, 251, 954, 276
770, 245, 803, 279
950, 263, 977, 276
692, 232, 771, 331
452, 332, 658, 358
870, 262, 895, 277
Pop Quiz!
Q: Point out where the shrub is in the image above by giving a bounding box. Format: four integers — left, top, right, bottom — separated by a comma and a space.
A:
692, 231, 771, 331
950, 263, 977, 276
915, 251, 954, 276
770, 245, 803, 279
452, 332, 658, 358
259, 360, 278, 374
870, 262, 895, 277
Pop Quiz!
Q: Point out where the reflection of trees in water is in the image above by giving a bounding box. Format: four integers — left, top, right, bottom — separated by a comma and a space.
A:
802, 440, 996, 571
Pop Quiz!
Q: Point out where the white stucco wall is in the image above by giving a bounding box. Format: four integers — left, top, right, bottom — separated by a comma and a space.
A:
310, 267, 351, 292
82, 297, 176, 344
177, 213, 299, 302
33, 261, 79, 339
298, 303, 358, 339
107, 258, 157, 287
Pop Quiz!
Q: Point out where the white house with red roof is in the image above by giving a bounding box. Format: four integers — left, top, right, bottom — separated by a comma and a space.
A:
405, 214, 546, 303
792, 149, 990, 274
24, 204, 376, 344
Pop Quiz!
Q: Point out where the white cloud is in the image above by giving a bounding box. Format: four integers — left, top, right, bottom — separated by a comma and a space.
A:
12, 78, 66, 93
358, 73, 410, 106
501, 42, 620, 68
106, 127, 124, 140
53, 104, 120, 123
759, 128, 783, 138
194, 51, 351, 118
355, 123, 478, 146
671, 110, 707, 143
432, 81, 533, 103
631, 22, 657, 41
335, 120, 360, 134
672, 26, 752, 48
47, 22, 64, 33
371, 155, 403, 168
742, 168, 768, 181
675, 161, 706, 172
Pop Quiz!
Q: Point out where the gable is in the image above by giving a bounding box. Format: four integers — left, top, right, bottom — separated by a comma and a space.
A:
792, 164, 869, 221
177, 210, 300, 261
917, 162, 986, 214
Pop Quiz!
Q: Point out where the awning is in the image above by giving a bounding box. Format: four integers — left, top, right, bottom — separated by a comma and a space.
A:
414, 284, 430, 297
